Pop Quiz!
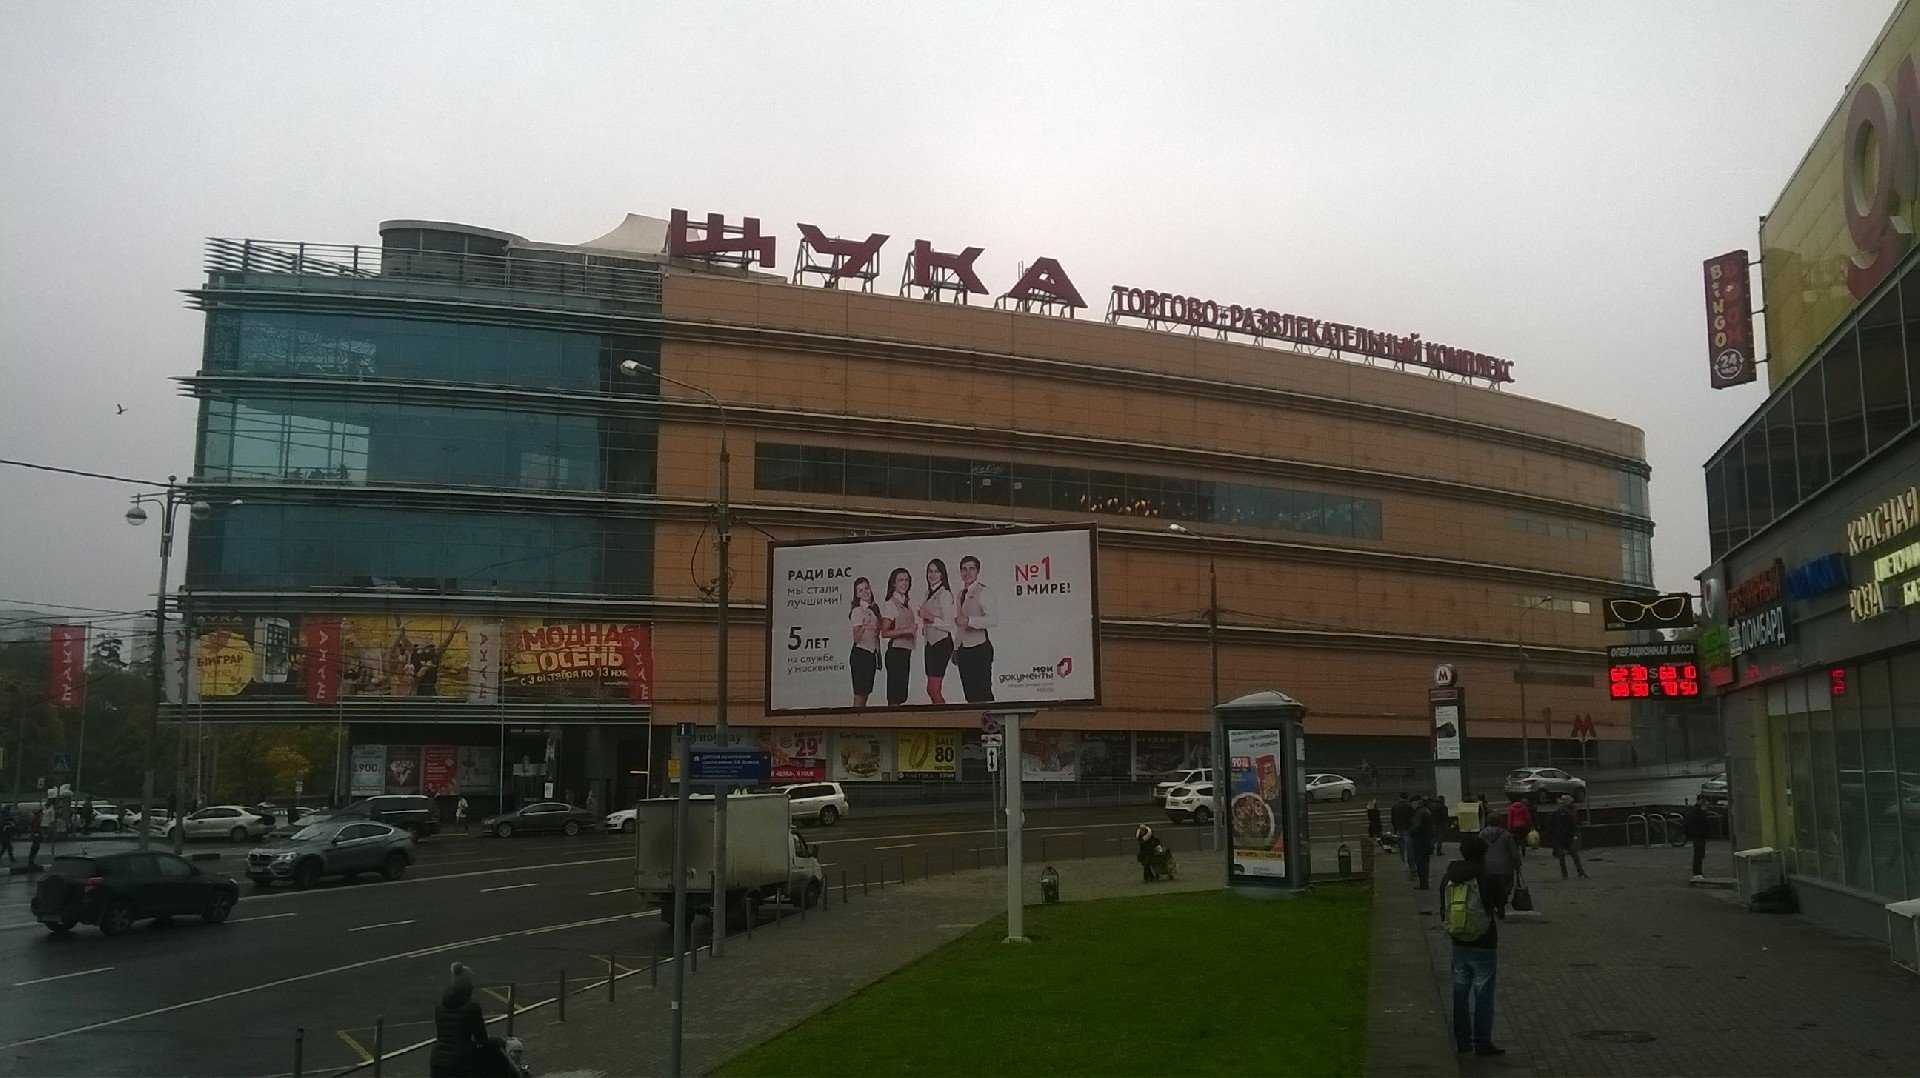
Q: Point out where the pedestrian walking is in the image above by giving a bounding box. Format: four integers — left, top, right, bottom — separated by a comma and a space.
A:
1506, 796, 1534, 860
1478, 811, 1519, 918
1431, 795, 1450, 858
1366, 800, 1383, 848
456, 795, 470, 835
27, 808, 44, 868
1409, 796, 1437, 889
429, 961, 490, 1077
1545, 794, 1587, 879
1683, 794, 1714, 879
1441, 834, 1504, 1057
0, 809, 15, 864
1390, 793, 1414, 870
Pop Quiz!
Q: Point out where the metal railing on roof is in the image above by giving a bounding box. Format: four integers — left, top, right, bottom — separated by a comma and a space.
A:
202, 238, 664, 305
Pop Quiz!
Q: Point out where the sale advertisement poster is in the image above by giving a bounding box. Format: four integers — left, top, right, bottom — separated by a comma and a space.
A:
767, 526, 1099, 715
1228, 728, 1287, 880
350, 744, 386, 796
770, 729, 828, 782
422, 745, 458, 796
896, 730, 959, 779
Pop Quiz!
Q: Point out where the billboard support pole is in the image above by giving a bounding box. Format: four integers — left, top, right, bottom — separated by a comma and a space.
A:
667, 723, 692, 1078
712, 430, 731, 958
999, 709, 1033, 942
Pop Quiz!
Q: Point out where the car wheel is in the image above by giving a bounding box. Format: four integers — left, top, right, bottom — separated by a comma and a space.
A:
229, 826, 248, 843
621, 819, 635, 834
1194, 806, 1214, 826
99, 900, 136, 937
381, 852, 408, 881
202, 892, 234, 924
1341, 788, 1354, 801
495, 822, 514, 839
1573, 787, 1588, 803
563, 820, 581, 837
44, 916, 77, 935
292, 859, 320, 890
819, 805, 839, 827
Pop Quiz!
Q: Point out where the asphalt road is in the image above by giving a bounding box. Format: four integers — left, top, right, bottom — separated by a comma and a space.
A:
0, 799, 1369, 1077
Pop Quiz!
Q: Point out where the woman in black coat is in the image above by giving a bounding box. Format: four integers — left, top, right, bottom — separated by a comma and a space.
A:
429, 962, 489, 1077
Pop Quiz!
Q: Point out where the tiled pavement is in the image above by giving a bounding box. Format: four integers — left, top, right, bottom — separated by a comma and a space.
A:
1374, 841, 1920, 1077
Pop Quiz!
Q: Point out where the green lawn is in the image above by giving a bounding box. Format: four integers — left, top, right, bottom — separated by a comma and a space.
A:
719, 887, 1371, 1078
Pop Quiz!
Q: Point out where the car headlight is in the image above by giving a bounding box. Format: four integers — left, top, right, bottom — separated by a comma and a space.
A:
273, 852, 296, 862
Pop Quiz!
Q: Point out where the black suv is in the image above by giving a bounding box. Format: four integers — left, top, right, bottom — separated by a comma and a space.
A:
282, 795, 439, 839
31, 851, 240, 936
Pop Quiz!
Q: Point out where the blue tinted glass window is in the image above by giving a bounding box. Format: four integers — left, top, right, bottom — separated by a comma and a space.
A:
205, 311, 604, 392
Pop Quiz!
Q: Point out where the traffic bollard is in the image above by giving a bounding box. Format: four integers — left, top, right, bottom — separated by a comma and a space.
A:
691, 942, 699, 972
863, 864, 869, 895
373, 1017, 385, 1078
841, 868, 848, 903
506, 985, 516, 1037
608, 952, 617, 1003
559, 969, 567, 1022
878, 861, 885, 891
293, 1027, 304, 1078
650, 947, 659, 990
923, 851, 929, 881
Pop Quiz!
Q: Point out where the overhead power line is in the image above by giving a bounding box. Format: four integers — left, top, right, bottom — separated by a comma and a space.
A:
0, 458, 171, 488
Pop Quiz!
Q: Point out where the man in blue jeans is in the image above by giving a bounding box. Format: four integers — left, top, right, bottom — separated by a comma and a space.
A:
1442, 834, 1505, 1057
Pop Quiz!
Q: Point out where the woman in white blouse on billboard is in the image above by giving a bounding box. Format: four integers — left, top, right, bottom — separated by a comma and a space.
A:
917, 557, 956, 704
879, 567, 918, 707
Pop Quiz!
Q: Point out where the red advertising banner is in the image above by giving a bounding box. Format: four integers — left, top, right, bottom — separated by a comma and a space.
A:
49, 625, 87, 712
615, 626, 654, 704
422, 745, 458, 797
304, 617, 342, 705
1704, 250, 1757, 389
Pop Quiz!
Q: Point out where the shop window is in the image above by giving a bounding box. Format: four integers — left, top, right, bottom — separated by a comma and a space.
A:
1705, 460, 1730, 561
1903, 272, 1920, 431
887, 454, 931, 501
798, 446, 845, 495
1856, 659, 1904, 898
754, 443, 803, 492
845, 450, 888, 498
1763, 398, 1798, 519
1740, 426, 1771, 537
1810, 705, 1843, 883
1049, 467, 1090, 512
971, 461, 1011, 507
1088, 472, 1127, 515
1788, 710, 1817, 877
1721, 440, 1750, 549
1009, 465, 1052, 509
1891, 650, 1920, 898
1353, 498, 1383, 541
1859, 290, 1910, 454
927, 455, 973, 504
1790, 369, 1830, 501
1832, 668, 1873, 891
1826, 336, 1868, 476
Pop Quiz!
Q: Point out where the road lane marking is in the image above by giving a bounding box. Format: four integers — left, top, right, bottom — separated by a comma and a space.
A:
480, 882, 539, 894
230, 912, 299, 924
348, 920, 416, 932
0, 909, 659, 1051
238, 855, 630, 902
13, 967, 113, 987
811, 821, 1141, 847
588, 887, 632, 896
871, 843, 917, 851
336, 1029, 373, 1064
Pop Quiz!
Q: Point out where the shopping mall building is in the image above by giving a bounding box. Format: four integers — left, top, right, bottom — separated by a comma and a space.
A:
1701, 0, 1920, 937
170, 209, 1654, 811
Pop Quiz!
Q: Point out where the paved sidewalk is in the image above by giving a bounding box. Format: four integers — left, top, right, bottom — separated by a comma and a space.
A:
1385, 842, 1920, 1076
383, 854, 1210, 1077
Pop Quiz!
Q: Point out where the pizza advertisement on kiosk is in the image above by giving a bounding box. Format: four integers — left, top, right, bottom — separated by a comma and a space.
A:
1227, 728, 1288, 879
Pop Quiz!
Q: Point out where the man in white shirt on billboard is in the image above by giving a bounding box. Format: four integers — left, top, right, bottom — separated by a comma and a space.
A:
953, 554, 998, 703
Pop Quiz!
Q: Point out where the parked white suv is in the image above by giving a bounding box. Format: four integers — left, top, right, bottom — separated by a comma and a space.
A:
770, 782, 849, 826
1155, 768, 1215, 805
1503, 767, 1588, 803
1164, 783, 1218, 825
604, 807, 638, 833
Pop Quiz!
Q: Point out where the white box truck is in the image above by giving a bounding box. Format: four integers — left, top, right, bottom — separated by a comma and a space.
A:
633, 793, 825, 920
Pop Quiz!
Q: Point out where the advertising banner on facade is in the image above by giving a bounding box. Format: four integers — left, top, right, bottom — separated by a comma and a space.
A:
896, 730, 960, 779
1021, 730, 1080, 782
502, 621, 653, 703
1227, 728, 1287, 879
769, 729, 829, 782
384, 745, 421, 794
1703, 251, 1757, 389
304, 617, 341, 705
48, 624, 86, 712
350, 744, 386, 796
765, 526, 1100, 715
455, 746, 497, 793
1075, 731, 1131, 780
342, 616, 473, 698
832, 730, 893, 782
466, 622, 501, 705
193, 617, 302, 700
422, 745, 458, 796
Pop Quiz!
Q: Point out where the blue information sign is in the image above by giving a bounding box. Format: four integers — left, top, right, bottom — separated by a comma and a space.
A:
690, 750, 770, 783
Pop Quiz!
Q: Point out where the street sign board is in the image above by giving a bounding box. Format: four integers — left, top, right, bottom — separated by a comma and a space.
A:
690, 750, 772, 784
985, 745, 1000, 773
980, 715, 1001, 735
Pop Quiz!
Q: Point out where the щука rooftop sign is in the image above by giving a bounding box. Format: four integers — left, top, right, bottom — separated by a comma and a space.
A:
666, 209, 1517, 387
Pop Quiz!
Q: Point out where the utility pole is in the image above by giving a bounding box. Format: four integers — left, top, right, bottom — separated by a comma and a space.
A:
136, 477, 178, 852
8, 683, 23, 806
710, 430, 731, 956
1208, 560, 1220, 708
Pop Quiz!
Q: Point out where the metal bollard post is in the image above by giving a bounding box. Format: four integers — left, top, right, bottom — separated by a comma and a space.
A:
293, 1027, 304, 1078
841, 868, 848, 903
923, 850, 929, 881
608, 952, 617, 1003
373, 1017, 385, 1078
650, 946, 659, 990
691, 942, 699, 973
559, 969, 567, 1022
506, 985, 516, 1037
878, 860, 885, 891
863, 863, 870, 895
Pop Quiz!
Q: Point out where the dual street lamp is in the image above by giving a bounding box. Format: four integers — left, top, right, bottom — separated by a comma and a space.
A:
125, 477, 211, 853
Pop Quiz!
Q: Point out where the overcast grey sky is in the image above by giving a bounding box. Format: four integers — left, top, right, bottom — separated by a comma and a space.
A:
0, 0, 1898, 624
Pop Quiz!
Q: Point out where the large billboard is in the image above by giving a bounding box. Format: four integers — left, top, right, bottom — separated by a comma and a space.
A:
765, 525, 1100, 715
1759, 2, 1920, 385
501, 620, 653, 703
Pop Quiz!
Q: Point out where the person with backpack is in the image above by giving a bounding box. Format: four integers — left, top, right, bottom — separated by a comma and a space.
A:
1389, 794, 1414, 873
1505, 796, 1534, 860
1441, 834, 1505, 1057
1408, 796, 1437, 889
1478, 809, 1520, 918
1544, 794, 1588, 879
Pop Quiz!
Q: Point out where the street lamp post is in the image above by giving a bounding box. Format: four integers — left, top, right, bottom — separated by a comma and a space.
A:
621, 358, 731, 956
126, 479, 211, 853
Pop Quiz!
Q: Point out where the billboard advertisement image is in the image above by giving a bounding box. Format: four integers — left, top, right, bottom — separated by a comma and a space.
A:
1022, 730, 1081, 781
832, 730, 893, 782
896, 730, 960, 779
384, 745, 422, 793
1228, 728, 1287, 879
422, 745, 458, 796
501, 620, 653, 702
341, 616, 473, 698
769, 728, 829, 782
350, 744, 386, 796
454, 746, 497, 794
766, 526, 1099, 715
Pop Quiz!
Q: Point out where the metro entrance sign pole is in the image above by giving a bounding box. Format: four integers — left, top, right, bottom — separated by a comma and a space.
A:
995, 710, 1034, 942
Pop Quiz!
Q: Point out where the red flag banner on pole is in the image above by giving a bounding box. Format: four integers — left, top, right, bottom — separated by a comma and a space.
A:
304, 617, 342, 706
49, 624, 87, 712
616, 626, 654, 704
